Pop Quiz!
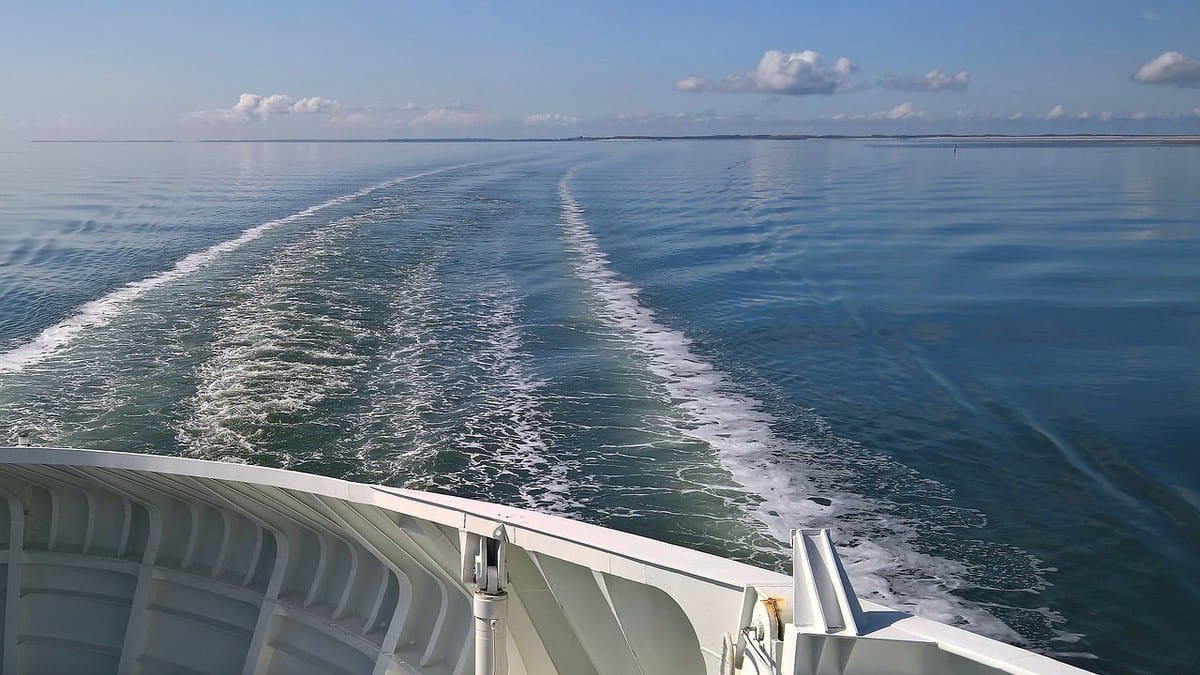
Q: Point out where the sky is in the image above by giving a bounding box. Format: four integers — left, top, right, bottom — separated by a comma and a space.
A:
1, 0, 1199, 139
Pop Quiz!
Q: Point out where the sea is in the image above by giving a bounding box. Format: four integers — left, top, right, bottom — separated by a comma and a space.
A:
0, 138, 1196, 675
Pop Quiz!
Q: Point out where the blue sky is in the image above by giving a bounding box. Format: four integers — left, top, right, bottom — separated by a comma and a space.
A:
1, 0, 1198, 138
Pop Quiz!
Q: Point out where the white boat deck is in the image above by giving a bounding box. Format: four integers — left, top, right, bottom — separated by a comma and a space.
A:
0, 447, 1092, 675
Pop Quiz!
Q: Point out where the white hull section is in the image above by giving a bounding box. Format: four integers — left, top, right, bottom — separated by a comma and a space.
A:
0, 448, 1090, 675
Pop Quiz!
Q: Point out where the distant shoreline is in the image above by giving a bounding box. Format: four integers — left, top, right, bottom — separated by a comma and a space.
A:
27, 134, 1200, 144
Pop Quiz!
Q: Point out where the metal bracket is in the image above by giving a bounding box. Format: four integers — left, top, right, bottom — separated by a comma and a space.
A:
791, 528, 863, 636
734, 529, 867, 674
461, 524, 509, 595
461, 525, 510, 675
475, 525, 508, 595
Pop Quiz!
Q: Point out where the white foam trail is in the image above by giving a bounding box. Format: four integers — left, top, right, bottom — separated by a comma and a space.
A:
0, 164, 465, 375
557, 167, 1022, 641
355, 261, 573, 513
463, 290, 575, 513
353, 258, 446, 471
559, 168, 819, 532
179, 208, 378, 461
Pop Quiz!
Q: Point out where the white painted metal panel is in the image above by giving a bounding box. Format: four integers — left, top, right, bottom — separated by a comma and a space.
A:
0, 448, 1091, 675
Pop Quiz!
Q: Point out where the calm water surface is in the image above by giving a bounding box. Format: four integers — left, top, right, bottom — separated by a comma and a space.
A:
0, 140, 1197, 674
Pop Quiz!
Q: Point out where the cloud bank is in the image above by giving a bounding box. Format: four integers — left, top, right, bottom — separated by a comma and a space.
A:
830, 101, 924, 121
675, 50, 858, 95
1133, 51, 1200, 88
408, 103, 492, 128
880, 69, 970, 92
677, 52, 976, 98
183, 94, 499, 134
188, 93, 345, 123
524, 113, 580, 126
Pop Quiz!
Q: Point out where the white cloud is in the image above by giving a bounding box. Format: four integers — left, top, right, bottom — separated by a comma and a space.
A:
950, 106, 1195, 123
1032, 109, 1195, 122
673, 76, 712, 92
878, 101, 921, 120
880, 69, 970, 92
409, 104, 492, 128
676, 50, 858, 95
289, 96, 343, 114
826, 101, 924, 122
1140, 9, 1161, 21
232, 93, 292, 121
524, 113, 580, 126
1029, 106, 1176, 122
604, 109, 796, 129
1132, 51, 1200, 88
752, 50, 856, 94
188, 92, 346, 123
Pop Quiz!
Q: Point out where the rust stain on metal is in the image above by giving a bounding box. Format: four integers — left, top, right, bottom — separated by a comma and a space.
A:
762, 596, 784, 640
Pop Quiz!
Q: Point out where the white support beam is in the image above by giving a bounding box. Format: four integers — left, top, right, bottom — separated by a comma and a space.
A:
82, 490, 98, 554
371, 571, 418, 675
1, 489, 25, 675
241, 528, 291, 675
323, 499, 462, 596
115, 502, 164, 675
243, 524, 265, 588
363, 566, 393, 632
117, 498, 133, 559
333, 542, 360, 621
590, 570, 645, 675
212, 508, 236, 579
45, 488, 60, 552
307, 497, 459, 669
303, 532, 330, 609
180, 502, 203, 570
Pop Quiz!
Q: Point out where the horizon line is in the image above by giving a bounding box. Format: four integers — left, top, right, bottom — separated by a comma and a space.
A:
24, 133, 1200, 144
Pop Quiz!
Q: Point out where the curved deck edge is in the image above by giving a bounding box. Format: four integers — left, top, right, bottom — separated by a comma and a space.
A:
0, 447, 1092, 675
